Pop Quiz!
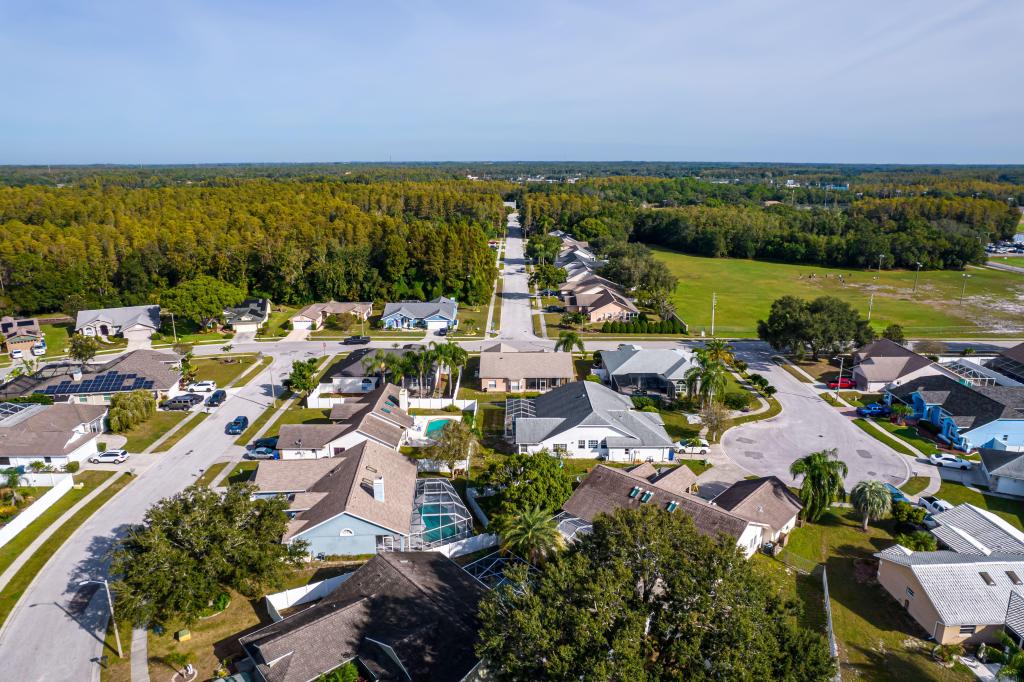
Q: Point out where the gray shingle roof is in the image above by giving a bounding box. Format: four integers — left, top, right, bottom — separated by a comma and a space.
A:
602, 345, 695, 382
75, 304, 160, 332
381, 297, 457, 322
890, 374, 1024, 430
980, 449, 1024, 482
853, 338, 933, 382
223, 298, 270, 325
711, 476, 803, 535
563, 465, 753, 540
0, 403, 107, 458
930, 503, 1024, 555
0, 349, 181, 400
875, 547, 1024, 625
479, 348, 575, 381
513, 381, 672, 447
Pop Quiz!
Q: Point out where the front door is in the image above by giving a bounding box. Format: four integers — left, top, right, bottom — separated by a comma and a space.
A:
376, 535, 395, 552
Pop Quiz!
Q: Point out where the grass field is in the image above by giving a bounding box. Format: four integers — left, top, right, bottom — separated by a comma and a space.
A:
936, 480, 1024, 530
121, 411, 189, 452
652, 247, 1024, 337
154, 412, 208, 452
195, 462, 228, 487
900, 476, 930, 496
851, 418, 915, 457
193, 354, 259, 386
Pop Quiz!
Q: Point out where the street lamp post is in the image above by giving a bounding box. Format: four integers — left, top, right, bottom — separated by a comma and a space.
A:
81, 579, 122, 658
169, 312, 178, 344
878, 254, 884, 274
960, 273, 971, 305
913, 262, 922, 294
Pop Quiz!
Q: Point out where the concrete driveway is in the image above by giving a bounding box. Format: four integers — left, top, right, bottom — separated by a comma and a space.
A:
497, 213, 542, 346
722, 345, 911, 489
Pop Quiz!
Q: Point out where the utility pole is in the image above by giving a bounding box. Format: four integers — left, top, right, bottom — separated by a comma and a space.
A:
710, 292, 717, 337
960, 273, 971, 304
913, 262, 922, 294
835, 355, 845, 399
81, 579, 122, 658
867, 293, 874, 321
878, 254, 884, 274
169, 312, 177, 343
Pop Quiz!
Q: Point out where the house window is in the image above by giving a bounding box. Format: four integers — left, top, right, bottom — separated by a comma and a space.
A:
578, 440, 586, 449
905, 587, 914, 598
519, 445, 529, 453
79, 397, 88, 403
44, 457, 52, 464
553, 444, 567, 453
959, 625, 977, 635
588, 440, 599, 449
339, 529, 354, 537
600, 439, 607, 448
0, 458, 9, 466
488, 381, 497, 388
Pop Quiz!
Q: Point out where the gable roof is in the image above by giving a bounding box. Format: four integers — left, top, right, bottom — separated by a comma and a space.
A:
326, 383, 412, 449
322, 346, 427, 381
239, 552, 485, 682
291, 301, 372, 322
980, 449, 1024, 482
602, 345, 694, 381
563, 465, 753, 540
223, 298, 270, 325
478, 348, 575, 381
852, 339, 935, 383
711, 476, 803, 534
0, 349, 181, 400
0, 402, 107, 457
875, 546, 1024, 626
890, 374, 1024, 430
75, 305, 160, 332
512, 381, 672, 448
930, 503, 1024, 555
258, 440, 417, 540
381, 297, 457, 322
568, 287, 638, 314
0, 316, 41, 341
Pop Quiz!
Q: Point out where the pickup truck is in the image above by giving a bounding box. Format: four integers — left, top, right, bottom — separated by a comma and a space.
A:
342, 336, 371, 345
856, 402, 892, 418
919, 496, 954, 515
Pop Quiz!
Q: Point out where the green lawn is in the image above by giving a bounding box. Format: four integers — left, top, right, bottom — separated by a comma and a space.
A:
850, 418, 916, 457
873, 420, 940, 456
773, 507, 972, 681
659, 409, 700, 442
264, 407, 331, 437
256, 305, 298, 338
490, 279, 503, 334
713, 395, 782, 443
121, 411, 189, 452
839, 391, 883, 407
40, 322, 72, 357
0, 472, 133, 628
154, 412, 208, 452
681, 459, 712, 476
195, 462, 228, 487
652, 247, 1024, 337
900, 476, 930, 496
227, 462, 259, 485
454, 303, 488, 338
193, 354, 259, 385
936, 480, 1024, 530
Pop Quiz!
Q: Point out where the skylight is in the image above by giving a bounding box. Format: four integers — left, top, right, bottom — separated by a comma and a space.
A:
980, 572, 996, 586
628, 486, 641, 499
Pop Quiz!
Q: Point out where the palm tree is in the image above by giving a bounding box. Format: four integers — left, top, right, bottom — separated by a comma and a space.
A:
850, 479, 892, 531
494, 506, 564, 565
429, 341, 451, 397
410, 349, 435, 398
702, 339, 735, 366
362, 349, 394, 384
446, 343, 469, 397
891, 403, 912, 425
789, 448, 849, 522
684, 353, 729, 407
390, 354, 413, 390
554, 330, 585, 356
2, 468, 22, 505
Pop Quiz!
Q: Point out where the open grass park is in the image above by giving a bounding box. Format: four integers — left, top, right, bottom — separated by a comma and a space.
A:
652, 247, 1024, 338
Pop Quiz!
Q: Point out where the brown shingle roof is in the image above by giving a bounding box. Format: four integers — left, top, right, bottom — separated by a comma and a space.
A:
0, 403, 107, 458
278, 424, 350, 451
254, 459, 340, 493
324, 384, 412, 448
563, 465, 751, 540
479, 349, 575, 381
711, 476, 802, 534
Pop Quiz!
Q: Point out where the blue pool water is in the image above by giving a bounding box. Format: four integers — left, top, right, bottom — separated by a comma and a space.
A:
425, 419, 451, 437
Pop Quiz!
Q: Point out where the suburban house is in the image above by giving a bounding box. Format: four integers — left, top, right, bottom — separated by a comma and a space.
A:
555, 464, 770, 558
600, 344, 695, 398
851, 339, 949, 391
560, 272, 620, 295
620, 460, 697, 495
563, 286, 639, 323
0, 401, 107, 468
75, 304, 160, 342
0, 349, 182, 405
278, 383, 412, 459
223, 298, 271, 333
289, 301, 372, 331
253, 440, 417, 555
506, 380, 675, 462
478, 342, 575, 393
986, 343, 1024, 384
711, 476, 802, 545
238, 552, 486, 682
979, 449, 1024, 497
874, 546, 1024, 645
1, 316, 43, 356
380, 297, 458, 330
887, 375, 1024, 452
320, 346, 437, 394
929, 504, 1024, 555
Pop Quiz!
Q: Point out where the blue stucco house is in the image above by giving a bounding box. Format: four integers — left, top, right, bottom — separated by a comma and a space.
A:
887, 375, 1024, 452
380, 297, 458, 330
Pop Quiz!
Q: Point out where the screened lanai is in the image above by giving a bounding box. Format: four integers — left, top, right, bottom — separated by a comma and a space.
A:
407, 477, 474, 550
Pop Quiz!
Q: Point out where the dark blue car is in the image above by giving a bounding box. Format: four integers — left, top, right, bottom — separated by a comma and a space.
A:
226, 415, 249, 435
856, 402, 892, 418
883, 482, 908, 504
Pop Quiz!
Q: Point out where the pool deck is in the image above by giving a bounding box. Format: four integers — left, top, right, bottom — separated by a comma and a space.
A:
407, 415, 461, 447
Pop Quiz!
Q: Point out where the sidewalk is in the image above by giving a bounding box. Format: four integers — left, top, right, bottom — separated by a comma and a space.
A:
0, 472, 124, 592
131, 627, 150, 682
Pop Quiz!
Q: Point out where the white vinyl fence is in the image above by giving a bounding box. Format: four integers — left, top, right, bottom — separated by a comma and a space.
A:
407, 398, 477, 411
0, 473, 74, 549
429, 533, 499, 558
264, 573, 353, 622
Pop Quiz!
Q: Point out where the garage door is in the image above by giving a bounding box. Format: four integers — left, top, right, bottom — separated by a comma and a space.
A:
292, 320, 312, 330
425, 319, 447, 330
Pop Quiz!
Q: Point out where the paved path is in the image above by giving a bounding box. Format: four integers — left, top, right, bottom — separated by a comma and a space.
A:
131, 627, 150, 682
721, 346, 911, 489
497, 213, 546, 349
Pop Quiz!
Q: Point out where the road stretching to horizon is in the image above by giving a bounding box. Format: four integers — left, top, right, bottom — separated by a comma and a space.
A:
0, 215, 1019, 679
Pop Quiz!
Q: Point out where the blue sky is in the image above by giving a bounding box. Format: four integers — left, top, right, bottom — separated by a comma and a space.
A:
1, 0, 1021, 164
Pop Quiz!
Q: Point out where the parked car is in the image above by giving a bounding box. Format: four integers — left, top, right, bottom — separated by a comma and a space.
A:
827, 377, 855, 389
919, 496, 954, 515
186, 380, 217, 393
163, 393, 203, 411
676, 437, 710, 455
883, 482, 909, 504
856, 402, 892, 418
929, 453, 973, 470
206, 389, 227, 407
9, 349, 23, 359
545, 305, 566, 313
342, 336, 370, 345
248, 447, 278, 460
89, 449, 128, 464
226, 415, 250, 435
436, 327, 448, 337
253, 435, 279, 450
31, 344, 45, 356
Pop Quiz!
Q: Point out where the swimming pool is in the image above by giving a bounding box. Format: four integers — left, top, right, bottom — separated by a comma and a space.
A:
425, 419, 452, 438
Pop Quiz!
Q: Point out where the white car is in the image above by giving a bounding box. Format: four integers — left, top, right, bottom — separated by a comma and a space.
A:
186, 380, 217, 393
89, 449, 129, 464
9, 349, 23, 359
919, 496, 954, 515
31, 344, 45, 356
929, 453, 973, 470
676, 438, 710, 455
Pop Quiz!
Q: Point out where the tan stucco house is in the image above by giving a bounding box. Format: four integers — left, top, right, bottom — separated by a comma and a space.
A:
478, 343, 575, 393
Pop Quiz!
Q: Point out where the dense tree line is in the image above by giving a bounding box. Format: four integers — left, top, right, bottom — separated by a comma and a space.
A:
0, 180, 503, 314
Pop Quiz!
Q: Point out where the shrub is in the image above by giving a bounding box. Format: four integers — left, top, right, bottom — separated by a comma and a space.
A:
638, 313, 648, 323
585, 374, 602, 383
895, 531, 937, 551
222, 332, 234, 340
733, 359, 748, 373
97, 441, 107, 451
631, 396, 659, 410
640, 405, 660, 413
211, 591, 230, 611
150, 332, 164, 342
65, 461, 80, 474
601, 322, 612, 333
443, 404, 461, 413
891, 500, 927, 525
723, 392, 752, 411
8, 394, 54, 405
108, 390, 157, 433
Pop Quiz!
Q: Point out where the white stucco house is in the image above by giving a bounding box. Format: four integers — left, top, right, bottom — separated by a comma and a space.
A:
0, 402, 107, 468
75, 305, 160, 343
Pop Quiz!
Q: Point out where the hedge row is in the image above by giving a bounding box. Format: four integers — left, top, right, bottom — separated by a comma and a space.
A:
600, 319, 685, 334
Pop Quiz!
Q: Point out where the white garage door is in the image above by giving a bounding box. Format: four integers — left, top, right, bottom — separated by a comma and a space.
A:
424, 319, 447, 330
292, 319, 312, 330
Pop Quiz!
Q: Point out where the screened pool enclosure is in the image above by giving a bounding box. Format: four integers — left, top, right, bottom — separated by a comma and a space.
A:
407, 478, 474, 550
